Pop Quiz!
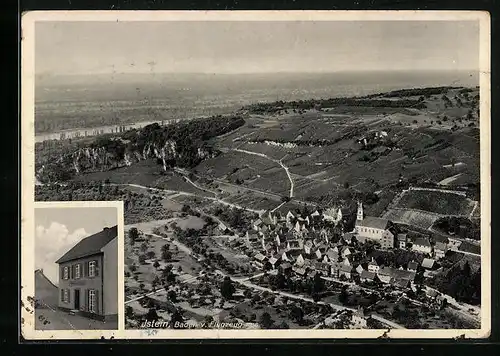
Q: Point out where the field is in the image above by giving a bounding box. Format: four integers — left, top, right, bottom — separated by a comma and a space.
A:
395, 189, 475, 216
382, 208, 440, 230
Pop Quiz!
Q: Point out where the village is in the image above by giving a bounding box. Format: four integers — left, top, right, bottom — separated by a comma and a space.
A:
123, 194, 481, 330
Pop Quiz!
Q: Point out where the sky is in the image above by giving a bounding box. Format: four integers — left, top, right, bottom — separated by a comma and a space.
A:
35, 20, 479, 76
34, 206, 118, 284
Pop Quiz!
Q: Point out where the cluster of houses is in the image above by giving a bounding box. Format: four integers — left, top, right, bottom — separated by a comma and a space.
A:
241, 202, 450, 291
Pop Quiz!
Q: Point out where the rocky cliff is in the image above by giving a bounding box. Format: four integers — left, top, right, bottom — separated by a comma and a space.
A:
36, 115, 244, 183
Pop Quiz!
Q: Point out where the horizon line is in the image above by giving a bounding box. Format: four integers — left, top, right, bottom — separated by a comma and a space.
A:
36, 68, 479, 77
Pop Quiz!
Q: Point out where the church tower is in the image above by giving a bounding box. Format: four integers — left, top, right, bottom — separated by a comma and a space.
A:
356, 201, 364, 221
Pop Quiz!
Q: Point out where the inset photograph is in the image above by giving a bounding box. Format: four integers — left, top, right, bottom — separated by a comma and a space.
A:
34, 204, 120, 330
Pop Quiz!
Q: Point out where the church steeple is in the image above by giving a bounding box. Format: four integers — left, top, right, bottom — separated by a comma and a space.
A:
357, 201, 364, 221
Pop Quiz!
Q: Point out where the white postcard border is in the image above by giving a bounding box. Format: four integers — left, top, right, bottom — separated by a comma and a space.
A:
21, 10, 491, 340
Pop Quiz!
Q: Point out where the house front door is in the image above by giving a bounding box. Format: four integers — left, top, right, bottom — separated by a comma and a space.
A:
74, 289, 80, 310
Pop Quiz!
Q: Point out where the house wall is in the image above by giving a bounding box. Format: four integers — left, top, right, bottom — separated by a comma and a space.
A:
381, 230, 394, 249
355, 225, 385, 240
412, 244, 432, 254
101, 237, 118, 317
58, 254, 104, 316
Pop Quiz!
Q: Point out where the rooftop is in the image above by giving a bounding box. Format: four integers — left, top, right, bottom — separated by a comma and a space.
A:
356, 216, 390, 230
56, 226, 118, 264
413, 237, 432, 247
421, 258, 436, 269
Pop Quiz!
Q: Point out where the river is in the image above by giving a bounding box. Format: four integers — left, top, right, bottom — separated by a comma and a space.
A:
34, 119, 182, 143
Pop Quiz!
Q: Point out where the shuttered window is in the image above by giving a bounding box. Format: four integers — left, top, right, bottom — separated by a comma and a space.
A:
64, 289, 69, 303
60, 289, 64, 302
63, 267, 69, 280
75, 264, 81, 279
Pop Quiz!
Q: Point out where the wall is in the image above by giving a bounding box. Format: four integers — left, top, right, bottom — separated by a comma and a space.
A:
101, 237, 118, 316
355, 225, 384, 240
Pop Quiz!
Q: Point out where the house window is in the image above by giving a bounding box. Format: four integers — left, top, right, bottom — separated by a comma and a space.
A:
63, 267, 69, 280
89, 290, 96, 313
75, 264, 81, 279
64, 289, 69, 303
88, 261, 96, 277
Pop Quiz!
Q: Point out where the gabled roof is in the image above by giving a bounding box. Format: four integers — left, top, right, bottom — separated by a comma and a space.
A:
254, 253, 267, 261
269, 257, 279, 265
413, 237, 431, 247
434, 242, 448, 251
421, 258, 436, 269
356, 217, 389, 230
397, 233, 407, 241
56, 226, 118, 264
340, 264, 353, 273
360, 270, 376, 280
253, 219, 263, 226
280, 262, 292, 269
407, 261, 419, 270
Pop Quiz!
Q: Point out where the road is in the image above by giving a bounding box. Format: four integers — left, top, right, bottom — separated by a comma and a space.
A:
213, 270, 406, 329
35, 305, 117, 330
113, 183, 264, 214
231, 148, 295, 198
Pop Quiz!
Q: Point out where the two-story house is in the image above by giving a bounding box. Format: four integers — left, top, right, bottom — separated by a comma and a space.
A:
55, 226, 118, 323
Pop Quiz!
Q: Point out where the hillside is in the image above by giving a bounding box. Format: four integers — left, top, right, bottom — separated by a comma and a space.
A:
34, 269, 59, 309
35, 86, 480, 217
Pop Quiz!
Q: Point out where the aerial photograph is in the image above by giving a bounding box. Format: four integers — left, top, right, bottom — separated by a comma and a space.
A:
34, 19, 482, 331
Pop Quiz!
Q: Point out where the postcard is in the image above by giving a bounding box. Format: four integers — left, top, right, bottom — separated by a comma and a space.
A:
21, 10, 491, 340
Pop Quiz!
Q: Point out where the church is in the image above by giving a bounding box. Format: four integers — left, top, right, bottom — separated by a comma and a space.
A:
353, 202, 395, 249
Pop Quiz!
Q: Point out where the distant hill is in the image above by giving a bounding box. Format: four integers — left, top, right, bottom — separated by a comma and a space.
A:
34, 269, 58, 309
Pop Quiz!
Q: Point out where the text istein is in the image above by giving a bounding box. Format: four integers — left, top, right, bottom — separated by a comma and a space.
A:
140, 320, 170, 328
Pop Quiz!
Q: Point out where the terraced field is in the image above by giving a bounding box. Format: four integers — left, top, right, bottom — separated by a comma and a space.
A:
395, 189, 475, 216
382, 208, 440, 230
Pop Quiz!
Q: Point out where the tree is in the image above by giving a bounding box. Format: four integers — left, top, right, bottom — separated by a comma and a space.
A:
125, 305, 134, 319
129, 227, 139, 245
277, 321, 289, 329
147, 251, 156, 259
170, 309, 184, 329
220, 276, 236, 300
162, 250, 173, 262
339, 288, 349, 305
167, 290, 177, 302
290, 305, 304, 324
140, 242, 148, 253
312, 273, 325, 295
138, 254, 147, 265
259, 312, 274, 329
203, 315, 214, 328
145, 307, 159, 322
153, 260, 160, 269
152, 275, 161, 289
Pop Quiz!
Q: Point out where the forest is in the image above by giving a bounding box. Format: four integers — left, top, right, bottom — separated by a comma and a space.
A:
245, 97, 427, 114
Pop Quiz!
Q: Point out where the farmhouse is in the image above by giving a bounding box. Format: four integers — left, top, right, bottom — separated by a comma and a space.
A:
359, 270, 376, 283
55, 226, 118, 322
412, 237, 433, 255
433, 242, 448, 260
421, 258, 436, 270
407, 260, 419, 272
397, 233, 408, 249
354, 203, 395, 249
367, 258, 380, 273
351, 306, 368, 329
